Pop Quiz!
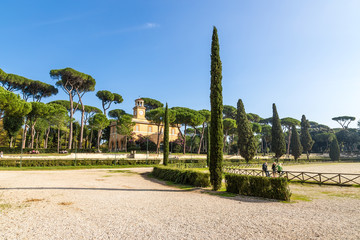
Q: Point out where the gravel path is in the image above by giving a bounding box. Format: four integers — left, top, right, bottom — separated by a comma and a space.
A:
0, 167, 359, 240
281, 162, 360, 173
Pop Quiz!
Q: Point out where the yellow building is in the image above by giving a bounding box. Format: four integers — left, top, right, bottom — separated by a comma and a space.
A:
109, 98, 179, 151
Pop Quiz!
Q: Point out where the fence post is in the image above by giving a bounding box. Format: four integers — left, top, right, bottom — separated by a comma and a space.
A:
339, 174, 341, 184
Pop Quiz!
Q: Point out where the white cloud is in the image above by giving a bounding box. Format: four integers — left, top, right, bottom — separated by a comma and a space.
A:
98, 22, 160, 36
144, 22, 159, 29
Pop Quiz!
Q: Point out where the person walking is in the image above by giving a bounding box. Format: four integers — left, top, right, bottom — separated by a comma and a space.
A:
0, 151, 3, 159
262, 162, 270, 177
277, 163, 283, 177
271, 162, 277, 177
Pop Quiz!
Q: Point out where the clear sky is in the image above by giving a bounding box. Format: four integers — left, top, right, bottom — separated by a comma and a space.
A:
1, 0, 359, 128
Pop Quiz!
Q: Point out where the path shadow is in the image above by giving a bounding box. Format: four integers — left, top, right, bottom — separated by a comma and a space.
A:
0, 187, 185, 192
140, 172, 278, 203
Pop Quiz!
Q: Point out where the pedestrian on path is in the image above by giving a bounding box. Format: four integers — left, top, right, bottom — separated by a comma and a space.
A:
262, 162, 270, 177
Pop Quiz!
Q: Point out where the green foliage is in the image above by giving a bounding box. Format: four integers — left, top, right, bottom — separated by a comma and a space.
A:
0, 159, 160, 167
247, 113, 262, 123
89, 113, 110, 131
0, 87, 32, 118
23, 80, 58, 102
225, 173, 291, 201
199, 109, 211, 123
290, 125, 302, 160
300, 115, 314, 160
206, 124, 210, 167
332, 116, 355, 129
329, 138, 340, 161
3, 115, 23, 147
0, 68, 57, 101
209, 26, 223, 191
152, 166, 210, 187
50, 68, 95, 91
141, 97, 164, 111
96, 90, 123, 114
223, 105, 236, 119
163, 103, 169, 166
236, 99, 257, 163
271, 104, 286, 160
171, 107, 204, 154
89, 113, 110, 151
281, 117, 300, 128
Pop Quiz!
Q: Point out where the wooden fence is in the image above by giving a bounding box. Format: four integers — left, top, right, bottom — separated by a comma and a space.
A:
224, 167, 360, 186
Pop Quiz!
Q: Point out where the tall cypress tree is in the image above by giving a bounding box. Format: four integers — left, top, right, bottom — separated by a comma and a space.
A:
206, 123, 210, 167
163, 103, 169, 166
209, 26, 223, 191
329, 137, 340, 161
300, 115, 314, 161
271, 103, 286, 161
236, 99, 257, 163
290, 124, 302, 161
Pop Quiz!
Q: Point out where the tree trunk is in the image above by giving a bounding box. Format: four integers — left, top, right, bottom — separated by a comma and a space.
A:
197, 123, 206, 154
9, 136, 13, 148
183, 124, 187, 154
125, 136, 128, 152
223, 130, 228, 153
22, 123, 29, 149
68, 95, 74, 150
189, 128, 197, 153
30, 121, 37, 149
36, 132, 39, 149
89, 129, 93, 149
97, 129, 101, 152
57, 128, 60, 153
44, 127, 51, 149
78, 101, 85, 149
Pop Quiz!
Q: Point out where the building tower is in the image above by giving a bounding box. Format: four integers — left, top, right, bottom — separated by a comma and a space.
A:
133, 98, 146, 119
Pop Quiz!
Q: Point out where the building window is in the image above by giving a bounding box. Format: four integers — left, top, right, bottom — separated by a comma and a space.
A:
136, 125, 139, 131
172, 129, 175, 134
148, 126, 152, 132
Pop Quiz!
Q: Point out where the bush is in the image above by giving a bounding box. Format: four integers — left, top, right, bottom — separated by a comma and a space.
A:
0, 159, 160, 167
225, 173, 291, 201
152, 166, 210, 187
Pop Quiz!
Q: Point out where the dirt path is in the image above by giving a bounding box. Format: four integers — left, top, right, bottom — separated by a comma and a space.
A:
0, 168, 359, 239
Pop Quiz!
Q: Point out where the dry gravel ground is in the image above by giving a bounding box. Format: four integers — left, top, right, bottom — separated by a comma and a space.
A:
0, 166, 359, 240
279, 162, 360, 174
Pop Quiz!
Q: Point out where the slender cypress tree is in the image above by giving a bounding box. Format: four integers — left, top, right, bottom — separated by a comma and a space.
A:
300, 115, 314, 161
206, 123, 210, 167
163, 103, 169, 165
290, 124, 302, 161
329, 137, 340, 161
209, 26, 223, 191
271, 103, 286, 161
236, 99, 257, 163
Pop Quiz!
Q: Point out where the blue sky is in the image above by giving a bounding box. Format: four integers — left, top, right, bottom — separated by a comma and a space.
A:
1, 0, 360, 128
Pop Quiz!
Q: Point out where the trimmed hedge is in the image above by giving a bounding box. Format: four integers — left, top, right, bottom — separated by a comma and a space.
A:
225, 173, 291, 201
152, 166, 210, 187
0, 159, 160, 167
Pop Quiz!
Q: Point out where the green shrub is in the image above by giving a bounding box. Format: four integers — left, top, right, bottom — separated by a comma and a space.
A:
225, 173, 291, 201
152, 166, 210, 187
0, 159, 160, 167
